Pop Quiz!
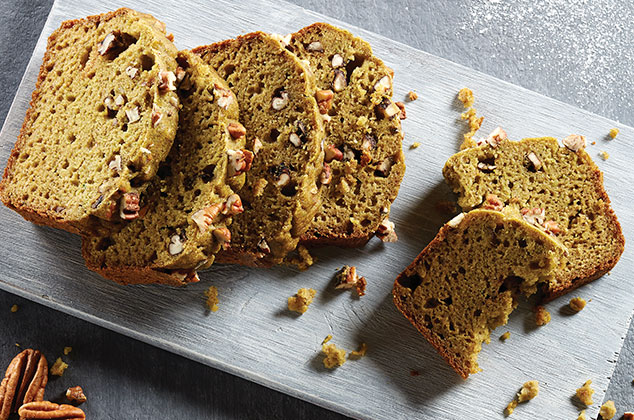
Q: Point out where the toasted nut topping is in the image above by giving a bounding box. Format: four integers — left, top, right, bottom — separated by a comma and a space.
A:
527, 151, 543, 170
331, 54, 344, 68
376, 218, 398, 242
482, 193, 504, 211
191, 203, 223, 234
213, 228, 231, 250
257, 238, 271, 254
325, 144, 343, 162
320, 163, 332, 185
289, 133, 302, 147
151, 104, 163, 127
361, 134, 377, 151
223, 194, 244, 215
169, 234, 184, 255
395, 101, 406, 120
97, 32, 117, 55
315, 89, 334, 114
375, 157, 393, 177
272, 90, 290, 110
253, 137, 263, 154
562, 134, 586, 152
125, 107, 140, 123
108, 155, 122, 172
376, 98, 400, 119
521, 207, 546, 227
477, 126, 507, 147
307, 41, 324, 52
158, 70, 177, 91
332, 70, 347, 92
114, 95, 126, 107
214, 84, 234, 110
228, 122, 246, 139
477, 161, 496, 171
66, 386, 87, 404
374, 75, 392, 93
227, 149, 254, 177
120, 192, 140, 220
447, 213, 465, 228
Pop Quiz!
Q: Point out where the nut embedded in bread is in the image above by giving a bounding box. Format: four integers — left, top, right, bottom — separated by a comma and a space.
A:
0, 8, 180, 235
392, 209, 565, 378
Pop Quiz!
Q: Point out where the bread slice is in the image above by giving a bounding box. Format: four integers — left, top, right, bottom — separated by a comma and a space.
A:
289, 23, 405, 247
193, 32, 325, 267
0, 8, 180, 235
443, 136, 625, 300
81, 51, 246, 286
392, 209, 565, 378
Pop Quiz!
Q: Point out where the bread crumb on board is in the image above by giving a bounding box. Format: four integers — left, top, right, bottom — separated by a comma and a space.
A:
205, 286, 219, 312
577, 409, 586, 420
288, 288, 316, 314
410, 142, 421, 149
407, 91, 418, 101
505, 380, 539, 416
50, 357, 69, 377
500, 331, 511, 341
609, 128, 619, 139
322, 342, 346, 369
10, 304, 18, 313
322, 335, 332, 345
458, 87, 475, 108
599, 400, 616, 419
349, 343, 367, 359
599, 151, 610, 161
569, 297, 587, 312
457, 88, 484, 149
63, 346, 73, 355
535, 306, 551, 326
576, 379, 595, 406
283, 245, 315, 271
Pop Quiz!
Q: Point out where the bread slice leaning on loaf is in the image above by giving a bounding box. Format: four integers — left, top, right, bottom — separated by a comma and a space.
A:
443, 136, 625, 300
0, 8, 180, 235
82, 51, 247, 286
289, 23, 405, 247
392, 209, 566, 378
193, 32, 325, 267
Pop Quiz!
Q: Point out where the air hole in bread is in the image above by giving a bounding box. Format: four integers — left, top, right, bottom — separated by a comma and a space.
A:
102, 32, 138, 61
281, 181, 298, 197
200, 164, 216, 182
398, 272, 423, 291
140, 53, 155, 71
344, 54, 365, 84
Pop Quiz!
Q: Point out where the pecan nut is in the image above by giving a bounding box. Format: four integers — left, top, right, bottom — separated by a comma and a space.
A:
119, 192, 141, 220
65, 386, 87, 404
18, 401, 85, 420
0, 349, 48, 420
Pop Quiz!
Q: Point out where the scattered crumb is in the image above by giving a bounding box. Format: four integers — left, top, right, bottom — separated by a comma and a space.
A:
623, 412, 634, 420
50, 357, 69, 377
10, 304, 18, 313
334, 265, 367, 297
599, 400, 616, 419
599, 151, 610, 161
322, 342, 346, 369
288, 288, 316, 314
500, 331, 511, 341
15, 343, 20, 348
63, 346, 72, 355
460, 108, 484, 149
204, 286, 219, 312
410, 370, 420, 376
348, 343, 367, 360
609, 128, 620, 139
322, 335, 332, 345
591, 141, 597, 145
535, 306, 551, 326
577, 409, 586, 420
435, 200, 458, 215
576, 380, 595, 406
407, 91, 418, 101
505, 380, 539, 416
284, 245, 315, 271
569, 297, 587, 312
458, 87, 474, 107
66, 386, 87, 404
410, 142, 421, 149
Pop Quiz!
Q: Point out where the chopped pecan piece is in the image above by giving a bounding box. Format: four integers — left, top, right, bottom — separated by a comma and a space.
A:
331, 54, 344, 68
562, 134, 586, 152
223, 194, 244, 215
395, 102, 406, 120
361, 135, 377, 151
0, 349, 48, 420
375, 158, 393, 177
320, 163, 332, 185
191, 203, 223, 234
252, 137, 263, 155
214, 84, 234, 110
125, 107, 140, 124
227, 122, 246, 139
334, 265, 367, 296
315, 89, 334, 114
376, 98, 400, 119
521, 207, 546, 227
269, 164, 291, 187
125, 66, 138, 79
213, 228, 231, 250
376, 218, 398, 242
526, 151, 543, 170
306, 41, 323, 52
226, 149, 254, 177
169, 234, 184, 255
332, 70, 347, 92
482, 193, 504, 211
257, 238, 271, 254
325, 144, 343, 162
447, 213, 466, 228
151, 104, 163, 127
543, 220, 561, 235
477, 126, 506, 147
65, 386, 87, 404
373, 75, 392, 93
108, 155, 121, 172
18, 401, 85, 420
158, 70, 177, 92
271, 90, 289, 110
119, 192, 140, 220
97, 32, 118, 56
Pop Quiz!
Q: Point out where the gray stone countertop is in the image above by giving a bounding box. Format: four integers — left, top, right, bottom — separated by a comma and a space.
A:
1, 0, 632, 418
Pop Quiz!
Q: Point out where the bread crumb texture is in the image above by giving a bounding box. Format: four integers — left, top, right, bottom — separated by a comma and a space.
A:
505, 380, 539, 416
63, 346, 72, 355
599, 400, 616, 419
410, 142, 421, 149
322, 342, 346, 368
348, 343, 367, 359
500, 331, 511, 341
535, 306, 551, 326
407, 91, 418, 101
577, 409, 586, 420
205, 286, 219, 312
569, 297, 587, 312
50, 357, 68, 376
599, 150, 610, 161
322, 334, 332, 344
288, 288, 316, 314
10, 304, 18, 313
576, 380, 594, 406
609, 128, 619, 139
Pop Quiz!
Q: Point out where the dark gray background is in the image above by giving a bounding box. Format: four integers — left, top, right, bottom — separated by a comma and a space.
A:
1, 0, 632, 418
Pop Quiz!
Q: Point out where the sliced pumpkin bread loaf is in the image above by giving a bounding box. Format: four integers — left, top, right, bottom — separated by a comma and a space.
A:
193, 32, 325, 267
392, 209, 565, 378
82, 51, 246, 286
443, 136, 625, 300
0, 8, 180, 235
289, 23, 406, 247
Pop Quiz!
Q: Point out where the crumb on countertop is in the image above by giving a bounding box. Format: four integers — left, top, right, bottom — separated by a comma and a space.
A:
569, 297, 587, 312
205, 286, 219, 312
591, 141, 597, 145
50, 357, 69, 377
66, 386, 87, 404
10, 304, 18, 313
458, 87, 474, 108
288, 288, 316, 314
609, 128, 619, 139
284, 245, 315, 271
535, 306, 551, 326
599, 151, 609, 161
576, 380, 594, 406
410, 142, 421, 149
599, 400, 616, 419
63, 346, 72, 355
505, 380, 539, 416
500, 331, 511, 341
322, 342, 346, 369
348, 343, 367, 360
322, 335, 332, 345
577, 409, 586, 420
461, 108, 484, 148
410, 370, 420, 376
407, 91, 418, 101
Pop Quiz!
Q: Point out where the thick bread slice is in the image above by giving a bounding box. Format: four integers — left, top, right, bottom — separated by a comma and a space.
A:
443, 137, 625, 300
289, 23, 406, 247
393, 209, 565, 378
193, 32, 325, 267
0, 8, 179, 235
81, 51, 246, 286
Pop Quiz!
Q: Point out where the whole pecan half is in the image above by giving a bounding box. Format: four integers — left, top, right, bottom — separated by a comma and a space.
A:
18, 401, 85, 420
0, 349, 48, 420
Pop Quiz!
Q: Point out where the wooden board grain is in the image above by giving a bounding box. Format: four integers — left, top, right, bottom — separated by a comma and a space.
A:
0, 0, 632, 418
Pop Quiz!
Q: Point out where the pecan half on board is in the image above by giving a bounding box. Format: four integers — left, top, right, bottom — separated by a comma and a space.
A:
0, 349, 48, 420
18, 401, 85, 420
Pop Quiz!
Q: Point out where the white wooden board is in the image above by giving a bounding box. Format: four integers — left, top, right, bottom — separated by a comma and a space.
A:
0, 0, 632, 418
